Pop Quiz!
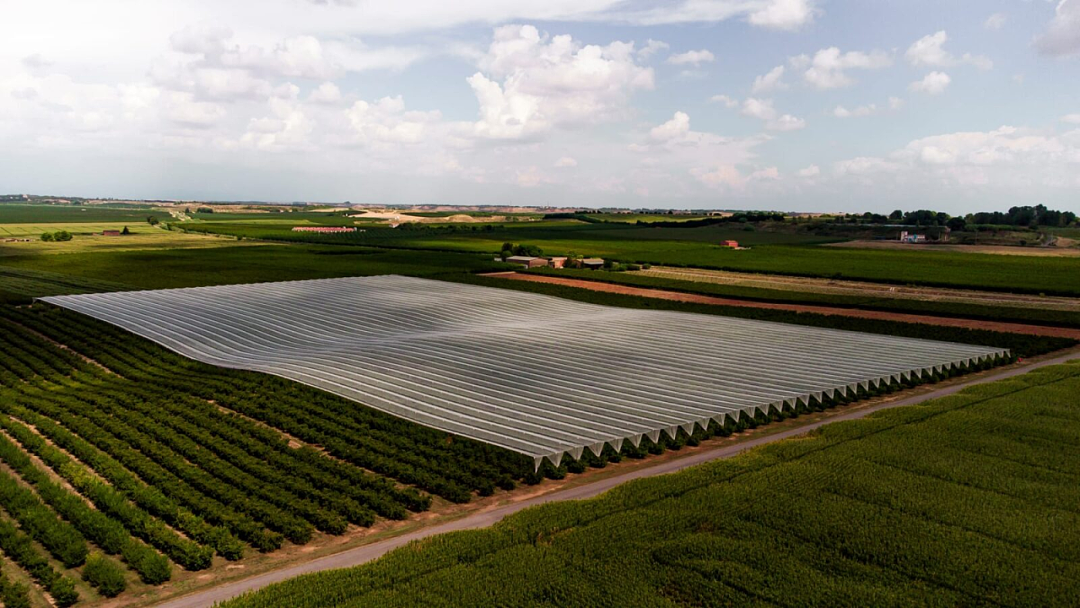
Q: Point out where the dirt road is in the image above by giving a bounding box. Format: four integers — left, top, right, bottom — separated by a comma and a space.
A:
486, 272, 1080, 339
157, 349, 1080, 608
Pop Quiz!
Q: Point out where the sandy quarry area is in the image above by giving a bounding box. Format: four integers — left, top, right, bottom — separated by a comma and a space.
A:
634, 266, 1080, 312
350, 210, 513, 224
827, 239, 1080, 257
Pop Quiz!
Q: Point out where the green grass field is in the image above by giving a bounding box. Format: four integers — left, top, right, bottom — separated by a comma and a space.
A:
0, 204, 169, 224
183, 221, 1080, 296
222, 359, 1080, 608
0, 245, 508, 292
0, 225, 265, 259
0, 222, 160, 237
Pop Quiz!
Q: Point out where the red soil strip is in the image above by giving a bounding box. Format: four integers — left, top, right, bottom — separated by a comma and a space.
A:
483, 272, 1080, 340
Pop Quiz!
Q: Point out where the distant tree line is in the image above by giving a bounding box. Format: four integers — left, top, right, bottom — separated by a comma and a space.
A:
837, 205, 1078, 231
544, 212, 785, 227
39, 231, 72, 242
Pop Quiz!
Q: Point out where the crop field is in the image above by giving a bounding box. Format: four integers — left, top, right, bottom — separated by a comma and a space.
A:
43, 276, 1008, 468
0, 268, 129, 299
0, 303, 537, 605
0, 245, 507, 292
521, 267, 1080, 329
0, 205, 169, 224
181, 221, 1080, 296
0, 226, 264, 258
0, 223, 159, 237
223, 359, 1080, 608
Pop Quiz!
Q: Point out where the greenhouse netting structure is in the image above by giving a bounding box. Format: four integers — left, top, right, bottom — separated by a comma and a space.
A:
43, 275, 1009, 469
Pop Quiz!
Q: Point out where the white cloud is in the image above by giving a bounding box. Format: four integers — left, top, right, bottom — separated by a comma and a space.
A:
651, 111, 691, 141
796, 164, 820, 177
554, 156, 578, 167
637, 39, 669, 58
239, 95, 314, 151
516, 166, 553, 187
909, 71, 951, 95
709, 94, 738, 108
833, 156, 900, 176
308, 82, 342, 104
612, 0, 818, 31
741, 97, 776, 121
691, 164, 780, 189
344, 95, 439, 145
906, 31, 992, 70
741, 97, 805, 131
468, 25, 653, 140
767, 114, 805, 131
793, 47, 892, 89
747, 0, 818, 31
666, 49, 715, 65
832, 125, 1080, 191
889, 96, 905, 110
169, 23, 232, 56
1062, 114, 1080, 124
1035, 0, 1080, 57
751, 65, 787, 94
984, 13, 1007, 31
161, 92, 225, 128
833, 104, 876, 118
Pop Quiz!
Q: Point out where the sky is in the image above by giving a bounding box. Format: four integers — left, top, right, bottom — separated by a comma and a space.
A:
2, 0, 1079, 213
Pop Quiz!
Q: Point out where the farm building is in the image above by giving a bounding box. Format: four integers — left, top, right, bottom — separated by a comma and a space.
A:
504, 256, 549, 268
43, 275, 1008, 470
101, 230, 121, 236
548, 257, 567, 269
291, 226, 357, 233
581, 258, 605, 269
721, 240, 739, 248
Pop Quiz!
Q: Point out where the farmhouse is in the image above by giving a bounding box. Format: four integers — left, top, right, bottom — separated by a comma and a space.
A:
581, 258, 605, 270
101, 230, 121, 236
548, 257, 567, 269
721, 240, 739, 248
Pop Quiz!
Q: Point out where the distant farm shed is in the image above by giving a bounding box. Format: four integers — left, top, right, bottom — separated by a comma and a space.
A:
101, 230, 121, 237
505, 256, 548, 268
721, 240, 739, 248
581, 258, 605, 270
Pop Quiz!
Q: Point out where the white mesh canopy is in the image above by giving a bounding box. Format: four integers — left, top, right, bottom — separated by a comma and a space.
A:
42, 275, 1009, 468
